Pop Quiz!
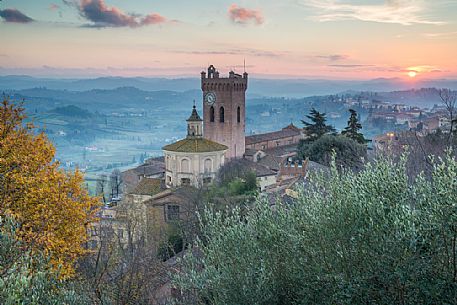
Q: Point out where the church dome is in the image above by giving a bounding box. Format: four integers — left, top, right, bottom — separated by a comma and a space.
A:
162, 138, 227, 153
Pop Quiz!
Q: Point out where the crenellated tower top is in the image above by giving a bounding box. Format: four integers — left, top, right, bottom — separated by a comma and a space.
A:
201, 65, 248, 92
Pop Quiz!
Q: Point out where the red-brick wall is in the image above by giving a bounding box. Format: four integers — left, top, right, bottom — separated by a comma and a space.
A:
202, 70, 247, 159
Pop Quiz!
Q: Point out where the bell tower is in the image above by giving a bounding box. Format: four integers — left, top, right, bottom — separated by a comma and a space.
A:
201, 65, 248, 159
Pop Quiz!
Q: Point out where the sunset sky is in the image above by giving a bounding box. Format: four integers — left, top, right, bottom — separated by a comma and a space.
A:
1, 0, 457, 79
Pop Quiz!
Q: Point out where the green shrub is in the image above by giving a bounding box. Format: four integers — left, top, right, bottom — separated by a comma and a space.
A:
299, 134, 367, 169
173, 152, 457, 305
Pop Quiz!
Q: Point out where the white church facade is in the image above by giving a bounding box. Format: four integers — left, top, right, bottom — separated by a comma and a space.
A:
162, 104, 228, 188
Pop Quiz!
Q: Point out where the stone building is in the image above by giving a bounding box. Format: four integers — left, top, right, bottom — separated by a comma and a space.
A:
201, 65, 247, 159
122, 158, 165, 193
162, 105, 228, 188
245, 124, 303, 150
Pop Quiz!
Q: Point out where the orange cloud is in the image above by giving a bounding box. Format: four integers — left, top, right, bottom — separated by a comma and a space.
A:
228, 4, 263, 25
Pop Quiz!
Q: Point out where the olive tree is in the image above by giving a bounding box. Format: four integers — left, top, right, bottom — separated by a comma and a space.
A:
173, 152, 457, 305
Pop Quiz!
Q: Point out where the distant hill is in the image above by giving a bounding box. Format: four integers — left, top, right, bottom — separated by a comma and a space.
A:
6, 87, 202, 113
51, 105, 92, 118
2, 75, 457, 98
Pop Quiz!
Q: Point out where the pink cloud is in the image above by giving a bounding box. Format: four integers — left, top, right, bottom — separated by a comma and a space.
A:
141, 13, 167, 26
79, 0, 168, 28
228, 4, 263, 25
49, 4, 60, 11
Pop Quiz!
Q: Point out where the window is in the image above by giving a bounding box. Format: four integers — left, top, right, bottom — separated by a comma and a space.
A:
167, 205, 180, 222
181, 158, 190, 172
219, 106, 225, 123
203, 177, 212, 185
204, 158, 212, 173
210, 106, 215, 122
237, 106, 241, 123
181, 178, 191, 186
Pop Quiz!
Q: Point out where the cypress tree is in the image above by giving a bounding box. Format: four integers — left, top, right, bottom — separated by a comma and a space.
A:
342, 109, 367, 144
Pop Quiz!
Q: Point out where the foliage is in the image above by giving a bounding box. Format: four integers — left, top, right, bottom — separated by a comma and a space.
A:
341, 109, 367, 144
301, 108, 335, 141
158, 225, 184, 261
385, 130, 457, 180
109, 168, 122, 199
173, 152, 457, 305
216, 160, 258, 196
77, 208, 170, 304
0, 217, 89, 305
299, 134, 367, 169
0, 98, 99, 278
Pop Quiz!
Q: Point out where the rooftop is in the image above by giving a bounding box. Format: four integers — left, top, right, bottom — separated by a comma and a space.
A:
246, 124, 301, 145
163, 137, 228, 153
187, 104, 202, 122
131, 178, 163, 196
129, 162, 165, 176
237, 158, 277, 177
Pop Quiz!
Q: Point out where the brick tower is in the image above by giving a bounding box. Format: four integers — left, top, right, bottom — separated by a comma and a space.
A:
201, 65, 248, 159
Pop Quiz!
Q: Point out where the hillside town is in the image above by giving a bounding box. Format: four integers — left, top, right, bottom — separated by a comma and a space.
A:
86, 66, 456, 303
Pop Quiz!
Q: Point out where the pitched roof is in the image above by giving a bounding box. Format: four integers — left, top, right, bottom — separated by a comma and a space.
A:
132, 162, 165, 176
187, 105, 202, 122
246, 126, 301, 145
283, 123, 301, 132
257, 154, 282, 171
163, 137, 228, 153
263, 144, 298, 157
131, 178, 163, 196
237, 158, 277, 177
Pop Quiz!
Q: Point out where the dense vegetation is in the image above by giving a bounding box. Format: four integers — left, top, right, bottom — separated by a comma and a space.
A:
299, 109, 367, 169
0, 98, 99, 278
174, 154, 457, 304
0, 217, 89, 305
299, 134, 367, 169
0, 98, 98, 303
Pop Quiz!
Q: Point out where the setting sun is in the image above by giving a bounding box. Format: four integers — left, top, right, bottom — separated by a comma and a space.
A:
408, 71, 417, 78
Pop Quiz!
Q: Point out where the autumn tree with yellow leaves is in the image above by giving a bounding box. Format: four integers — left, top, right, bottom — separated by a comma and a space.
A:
0, 98, 99, 278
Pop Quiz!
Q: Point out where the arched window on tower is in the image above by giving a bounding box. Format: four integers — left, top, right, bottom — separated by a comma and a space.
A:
210, 106, 215, 122
219, 106, 225, 123
237, 106, 241, 123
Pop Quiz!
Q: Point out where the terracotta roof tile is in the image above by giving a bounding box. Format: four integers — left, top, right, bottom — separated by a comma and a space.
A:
163, 138, 228, 153
246, 127, 300, 145
131, 178, 163, 196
